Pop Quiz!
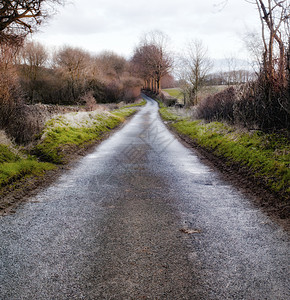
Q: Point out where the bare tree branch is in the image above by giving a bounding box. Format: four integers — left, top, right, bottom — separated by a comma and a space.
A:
0, 0, 65, 44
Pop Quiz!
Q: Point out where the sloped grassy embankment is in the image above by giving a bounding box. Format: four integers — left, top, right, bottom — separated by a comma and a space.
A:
159, 106, 289, 200
0, 144, 54, 188
0, 102, 145, 192
32, 106, 138, 164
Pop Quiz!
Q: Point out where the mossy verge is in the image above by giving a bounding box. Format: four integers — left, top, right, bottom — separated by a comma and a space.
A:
122, 99, 146, 109
32, 107, 137, 164
0, 145, 55, 187
159, 107, 290, 198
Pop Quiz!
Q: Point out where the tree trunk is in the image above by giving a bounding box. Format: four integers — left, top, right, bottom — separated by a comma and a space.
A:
156, 78, 161, 94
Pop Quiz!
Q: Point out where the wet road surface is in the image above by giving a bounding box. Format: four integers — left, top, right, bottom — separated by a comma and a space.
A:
0, 95, 289, 299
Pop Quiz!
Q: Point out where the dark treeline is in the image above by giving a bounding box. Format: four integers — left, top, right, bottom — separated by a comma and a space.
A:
205, 70, 256, 86
17, 42, 143, 105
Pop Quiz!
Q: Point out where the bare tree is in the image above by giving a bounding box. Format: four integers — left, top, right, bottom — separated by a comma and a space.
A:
54, 46, 91, 101
252, 0, 289, 85
244, 31, 265, 72
0, 42, 22, 128
144, 31, 173, 93
181, 39, 213, 105
97, 51, 127, 79
131, 44, 154, 90
0, 1, 65, 126
18, 41, 48, 102
21, 41, 48, 80
0, 0, 64, 44
240, 0, 289, 129
225, 56, 238, 85
132, 30, 173, 94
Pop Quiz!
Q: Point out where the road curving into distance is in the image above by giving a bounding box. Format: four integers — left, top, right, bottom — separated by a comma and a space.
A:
0, 95, 289, 299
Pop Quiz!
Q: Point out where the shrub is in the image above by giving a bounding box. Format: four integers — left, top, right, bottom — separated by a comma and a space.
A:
234, 78, 289, 130
80, 91, 97, 111
121, 76, 143, 102
196, 77, 289, 131
196, 87, 237, 123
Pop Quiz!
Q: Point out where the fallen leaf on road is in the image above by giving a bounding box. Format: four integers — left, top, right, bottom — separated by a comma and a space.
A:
180, 228, 201, 234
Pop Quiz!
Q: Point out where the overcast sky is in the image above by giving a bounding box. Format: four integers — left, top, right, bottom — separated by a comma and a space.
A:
34, 0, 261, 61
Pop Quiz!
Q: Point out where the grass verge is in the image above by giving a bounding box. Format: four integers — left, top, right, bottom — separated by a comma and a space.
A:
32, 107, 137, 164
122, 99, 146, 109
159, 107, 290, 198
0, 145, 55, 187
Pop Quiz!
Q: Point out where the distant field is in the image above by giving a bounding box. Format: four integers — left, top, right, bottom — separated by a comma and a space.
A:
163, 88, 183, 100
164, 86, 229, 104
204, 85, 228, 93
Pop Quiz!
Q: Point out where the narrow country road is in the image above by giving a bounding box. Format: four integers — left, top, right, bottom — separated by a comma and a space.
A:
0, 95, 289, 299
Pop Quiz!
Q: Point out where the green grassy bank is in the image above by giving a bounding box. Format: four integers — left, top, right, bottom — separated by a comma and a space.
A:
0, 101, 145, 191
0, 145, 55, 188
33, 107, 138, 164
159, 107, 290, 198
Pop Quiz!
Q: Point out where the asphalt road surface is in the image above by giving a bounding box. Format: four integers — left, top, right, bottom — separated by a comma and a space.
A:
0, 95, 289, 299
